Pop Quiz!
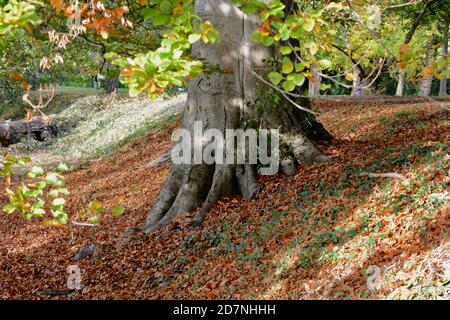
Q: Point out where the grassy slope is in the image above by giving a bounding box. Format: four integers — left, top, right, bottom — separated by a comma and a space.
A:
8, 93, 185, 169
0, 98, 448, 300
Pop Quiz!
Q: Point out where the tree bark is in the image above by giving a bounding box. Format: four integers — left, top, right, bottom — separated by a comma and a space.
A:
104, 77, 120, 93
396, 1, 432, 96
308, 65, 321, 97
351, 68, 371, 96
0, 118, 58, 146
396, 70, 406, 96
439, 21, 448, 96
419, 39, 434, 96
142, 0, 331, 233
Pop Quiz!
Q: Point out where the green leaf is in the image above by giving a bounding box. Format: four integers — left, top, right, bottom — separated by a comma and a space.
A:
55, 212, 69, 225
320, 83, 332, 90
88, 215, 101, 224
282, 57, 294, 74
153, 14, 169, 26
159, 0, 172, 14
52, 198, 65, 207
141, 7, 156, 19
261, 36, 274, 47
287, 73, 305, 86
319, 59, 332, 69
279, 46, 292, 55
3, 204, 17, 214
295, 63, 306, 72
282, 80, 296, 92
88, 200, 105, 212
111, 206, 125, 217
20, 156, 31, 164
268, 72, 283, 85
57, 163, 69, 172
188, 33, 201, 44
303, 19, 315, 32
32, 208, 46, 217
44, 173, 59, 185
28, 166, 44, 178
104, 52, 117, 60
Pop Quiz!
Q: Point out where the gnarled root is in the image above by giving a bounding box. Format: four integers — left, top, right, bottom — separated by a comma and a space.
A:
143, 162, 260, 233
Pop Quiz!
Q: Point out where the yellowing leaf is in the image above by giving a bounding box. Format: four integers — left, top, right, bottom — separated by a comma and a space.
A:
422, 66, 434, 77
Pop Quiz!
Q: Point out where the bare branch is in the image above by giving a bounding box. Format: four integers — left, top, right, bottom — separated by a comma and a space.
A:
22, 84, 55, 119
248, 67, 318, 116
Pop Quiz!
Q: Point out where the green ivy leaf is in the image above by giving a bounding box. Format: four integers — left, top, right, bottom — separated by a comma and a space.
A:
282, 80, 296, 92
279, 46, 292, 55
268, 72, 283, 85
282, 57, 294, 74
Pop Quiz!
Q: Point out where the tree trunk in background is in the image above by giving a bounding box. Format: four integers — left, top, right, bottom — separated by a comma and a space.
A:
102, 61, 120, 93
351, 69, 361, 96
142, 0, 331, 233
396, 70, 406, 96
104, 77, 120, 93
396, 2, 431, 97
439, 22, 449, 96
308, 65, 321, 97
419, 39, 434, 96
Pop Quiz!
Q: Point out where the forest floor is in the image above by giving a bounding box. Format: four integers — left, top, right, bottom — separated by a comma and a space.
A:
0, 96, 449, 300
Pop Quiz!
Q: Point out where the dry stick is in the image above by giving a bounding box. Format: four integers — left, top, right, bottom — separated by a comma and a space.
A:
248, 67, 318, 116
360, 172, 407, 180
386, 0, 425, 10
71, 220, 96, 227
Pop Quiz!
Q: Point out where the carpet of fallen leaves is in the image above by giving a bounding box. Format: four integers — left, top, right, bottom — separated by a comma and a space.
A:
0, 99, 449, 300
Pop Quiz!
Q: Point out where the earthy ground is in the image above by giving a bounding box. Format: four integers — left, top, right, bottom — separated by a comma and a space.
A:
0, 98, 449, 299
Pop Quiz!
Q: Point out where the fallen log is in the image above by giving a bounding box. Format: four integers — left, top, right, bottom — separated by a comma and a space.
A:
0, 117, 58, 147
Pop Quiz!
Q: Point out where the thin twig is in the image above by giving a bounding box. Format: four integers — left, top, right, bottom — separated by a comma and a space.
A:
360, 172, 407, 180
71, 221, 96, 227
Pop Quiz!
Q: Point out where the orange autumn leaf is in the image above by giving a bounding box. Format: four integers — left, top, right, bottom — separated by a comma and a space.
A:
50, 0, 64, 13
399, 43, 410, 55
399, 61, 408, 69
422, 66, 434, 77
173, 6, 183, 15
112, 6, 129, 18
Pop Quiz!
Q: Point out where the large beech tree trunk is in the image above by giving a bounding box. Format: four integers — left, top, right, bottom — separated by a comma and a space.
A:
142, 0, 331, 233
419, 39, 434, 97
439, 21, 448, 97
396, 70, 406, 96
